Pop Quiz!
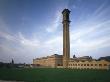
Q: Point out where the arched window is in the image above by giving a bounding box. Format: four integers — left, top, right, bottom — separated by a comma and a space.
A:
104, 64, 107, 66
95, 64, 97, 66
87, 64, 89, 66
91, 64, 93, 66
75, 64, 77, 66
99, 64, 102, 66
81, 64, 83, 66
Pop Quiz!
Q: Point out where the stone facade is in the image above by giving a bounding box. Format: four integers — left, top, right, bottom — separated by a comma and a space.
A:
33, 54, 63, 68
62, 9, 70, 68
33, 55, 110, 69
68, 59, 110, 70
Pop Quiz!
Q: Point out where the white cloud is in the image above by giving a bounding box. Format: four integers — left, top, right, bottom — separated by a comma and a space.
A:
37, 35, 63, 55
46, 10, 62, 32
70, 17, 110, 57
92, 2, 107, 16
18, 32, 40, 47
71, 37, 110, 52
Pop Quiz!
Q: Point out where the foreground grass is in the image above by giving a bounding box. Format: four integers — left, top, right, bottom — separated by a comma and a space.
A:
0, 68, 110, 82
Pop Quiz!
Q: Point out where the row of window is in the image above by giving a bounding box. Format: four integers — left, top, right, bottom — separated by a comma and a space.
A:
69, 64, 108, 66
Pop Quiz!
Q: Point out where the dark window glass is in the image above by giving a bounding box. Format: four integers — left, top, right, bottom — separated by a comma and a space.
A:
104, 64, 107, 66
99, 64, 102, 66
95, 64, 97, 66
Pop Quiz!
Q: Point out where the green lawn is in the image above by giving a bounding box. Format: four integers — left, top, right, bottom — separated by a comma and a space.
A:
0, 68, 110, 82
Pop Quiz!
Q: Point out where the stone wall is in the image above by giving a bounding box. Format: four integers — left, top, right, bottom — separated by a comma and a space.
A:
68, 60, 110, 70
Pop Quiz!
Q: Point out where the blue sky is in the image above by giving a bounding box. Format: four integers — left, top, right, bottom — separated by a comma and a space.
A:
0, 0, 110, 63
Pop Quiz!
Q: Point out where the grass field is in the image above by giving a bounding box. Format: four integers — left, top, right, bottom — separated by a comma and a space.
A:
0, 68, 110, 82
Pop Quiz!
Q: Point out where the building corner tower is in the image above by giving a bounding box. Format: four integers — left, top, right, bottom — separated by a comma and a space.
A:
62, 9, 70, 68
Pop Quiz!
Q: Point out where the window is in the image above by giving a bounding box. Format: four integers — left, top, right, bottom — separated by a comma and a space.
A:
91, 64, 93, 66
95, 64, 97, 66
104, 64, 107, 66
57, 64, 61, 66
99, 64, 102, 66
81, 64, 83, 66
87, 64, 89, 66
78, 64, 80, 66
84, 64, 86, 66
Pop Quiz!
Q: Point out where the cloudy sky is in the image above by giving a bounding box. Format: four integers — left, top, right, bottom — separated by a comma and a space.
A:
0, 0, 110, 64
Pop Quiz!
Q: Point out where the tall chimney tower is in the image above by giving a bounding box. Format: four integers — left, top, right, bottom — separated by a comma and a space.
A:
62, 9, 70, 68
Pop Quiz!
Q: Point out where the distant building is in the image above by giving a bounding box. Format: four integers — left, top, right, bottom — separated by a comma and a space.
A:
68, 55, 110, 70
33, 54, 63, 68
33, 9, 110, 69
0, 59, 28, 68
98, 56, 110, 61
11, 59, 14, 64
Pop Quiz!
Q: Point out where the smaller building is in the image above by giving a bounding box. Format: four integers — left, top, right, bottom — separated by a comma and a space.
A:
33, 54, 63, 68
68, 56, 110, 70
